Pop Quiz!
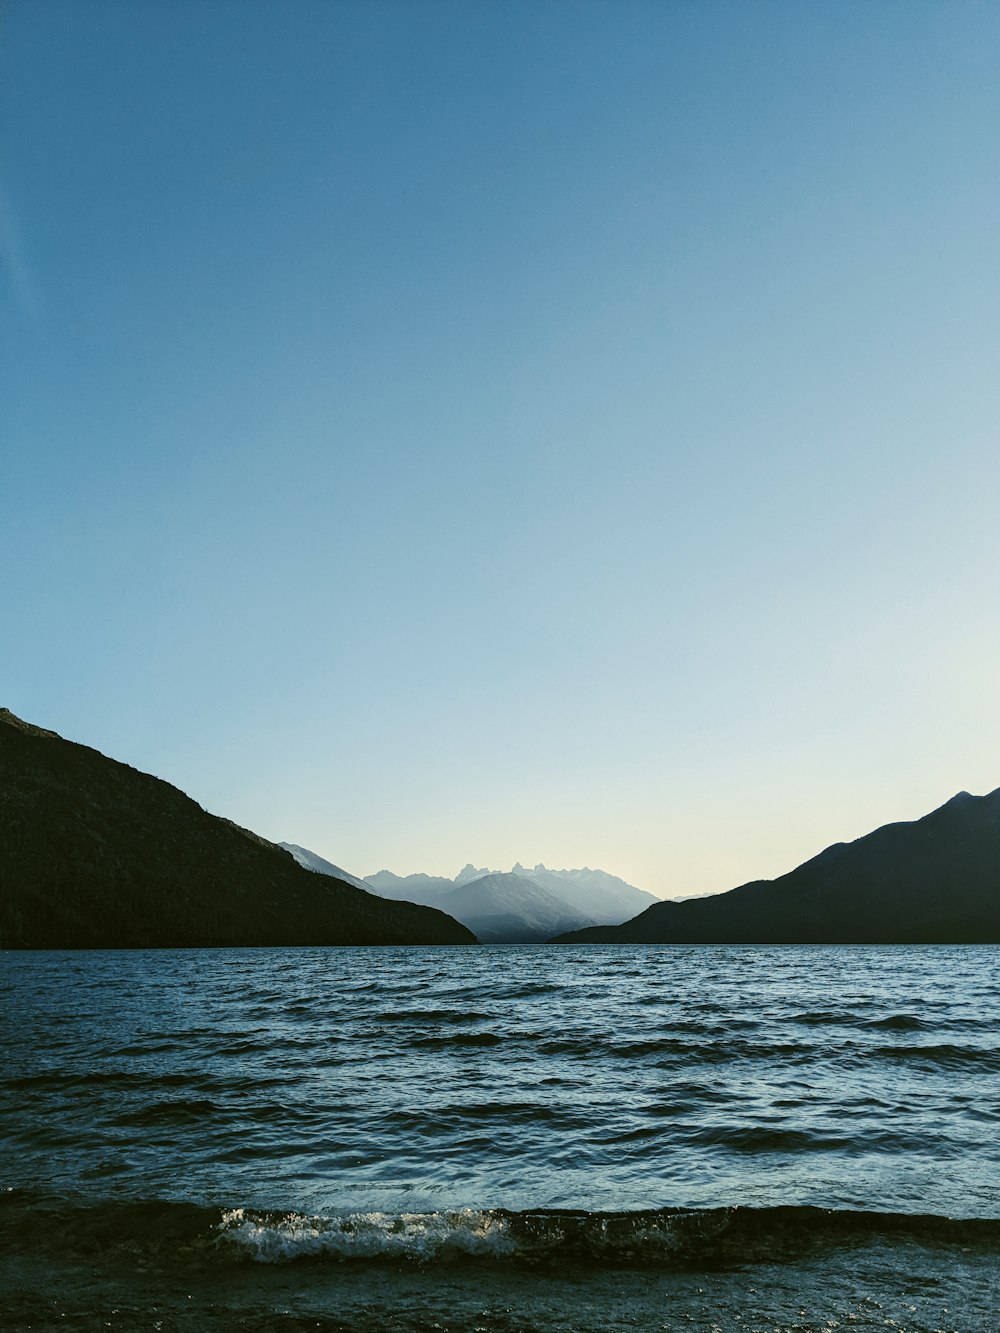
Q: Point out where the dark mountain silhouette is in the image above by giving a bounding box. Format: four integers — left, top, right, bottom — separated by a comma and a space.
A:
0, 709, 474, 948
553, 789, 1000, 944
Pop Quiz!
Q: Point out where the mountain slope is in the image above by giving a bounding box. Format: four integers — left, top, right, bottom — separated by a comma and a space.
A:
363, 869, 457, 905
278, 843, 371, 891
0, 709, 474, 948
511, 862, 658, 922
363, 862, 657, 927
437, 872, 596, 944
553, 789, 1000, 944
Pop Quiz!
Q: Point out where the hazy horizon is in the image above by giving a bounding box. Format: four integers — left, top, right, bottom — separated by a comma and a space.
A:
286, 782, 999, 903
4, 1, 999, 898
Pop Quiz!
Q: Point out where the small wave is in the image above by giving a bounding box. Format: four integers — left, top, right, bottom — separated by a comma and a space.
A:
873, 1043, 1000, 1070
379, 1102, 571, 1129
5, 1195, 1000, 1269
409, 1032, 503, 1048
788, 1011, 854, 1027
371, 1008, 492, 1025
537, 1037, 817, 1063
105, 1098, 220, 1127
5, 1070, 184, 1092
105, 1041, 185, 1057
494, 983, 562, 999
216, 1203, 1000, 1266
217, 1206, 518, 1262
865, 1014, 927, 1031
677, 1125, 852, 1154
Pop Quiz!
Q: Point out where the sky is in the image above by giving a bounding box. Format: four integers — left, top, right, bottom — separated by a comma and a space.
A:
3, 0, 999, 898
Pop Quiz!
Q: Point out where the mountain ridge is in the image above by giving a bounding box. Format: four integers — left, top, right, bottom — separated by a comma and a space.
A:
434, 871, 596, 944
361, 861, 657, 919
278, 843, 371, 892
553, 789, 1000, 944
0, 709, 473, 948
288, 854, 657, 942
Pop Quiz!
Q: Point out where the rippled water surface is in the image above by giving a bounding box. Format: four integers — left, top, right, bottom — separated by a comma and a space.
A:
3, 944, 1000, 1330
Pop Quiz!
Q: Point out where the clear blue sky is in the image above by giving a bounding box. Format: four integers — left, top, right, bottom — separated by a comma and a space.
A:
3, 0, 999, 896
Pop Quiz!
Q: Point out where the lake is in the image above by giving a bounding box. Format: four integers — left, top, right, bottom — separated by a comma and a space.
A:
3, 944, 999, 1330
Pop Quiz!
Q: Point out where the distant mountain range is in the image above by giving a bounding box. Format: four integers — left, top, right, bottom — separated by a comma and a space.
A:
0, 710, 473, 948
433, 872, 593, 944
287, 852, 658, 943
363, 869, 456, 903
554, 789, 1000, 944
11, 703, 994, 949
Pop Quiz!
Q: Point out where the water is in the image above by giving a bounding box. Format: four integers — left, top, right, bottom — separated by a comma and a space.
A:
3, 944, 999, 1330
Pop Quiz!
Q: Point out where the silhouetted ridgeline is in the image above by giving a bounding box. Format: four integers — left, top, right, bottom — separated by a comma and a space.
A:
554, 790, 1000, 944
0, 709, 473, 948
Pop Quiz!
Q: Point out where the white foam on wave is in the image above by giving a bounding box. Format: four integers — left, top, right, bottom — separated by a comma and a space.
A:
216, 1207, 519, 1263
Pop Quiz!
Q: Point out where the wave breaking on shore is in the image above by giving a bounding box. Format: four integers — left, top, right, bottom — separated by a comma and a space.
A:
6, 1191, 1000, 1269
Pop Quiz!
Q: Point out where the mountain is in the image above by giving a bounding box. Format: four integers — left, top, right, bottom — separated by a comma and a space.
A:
553, 789, 1000, 944
361, 861, 656, 930
454, 863, 490, 885
358, 860, 658, 941
364, 869, 457, 905
435, 872, 596, 944
0, 709, 474, 948
278, 843, 370, 891
510, 862, 658, 921
311, 858, 599, 940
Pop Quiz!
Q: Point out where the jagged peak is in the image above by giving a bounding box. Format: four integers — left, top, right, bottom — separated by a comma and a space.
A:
454, 862, 491, 883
